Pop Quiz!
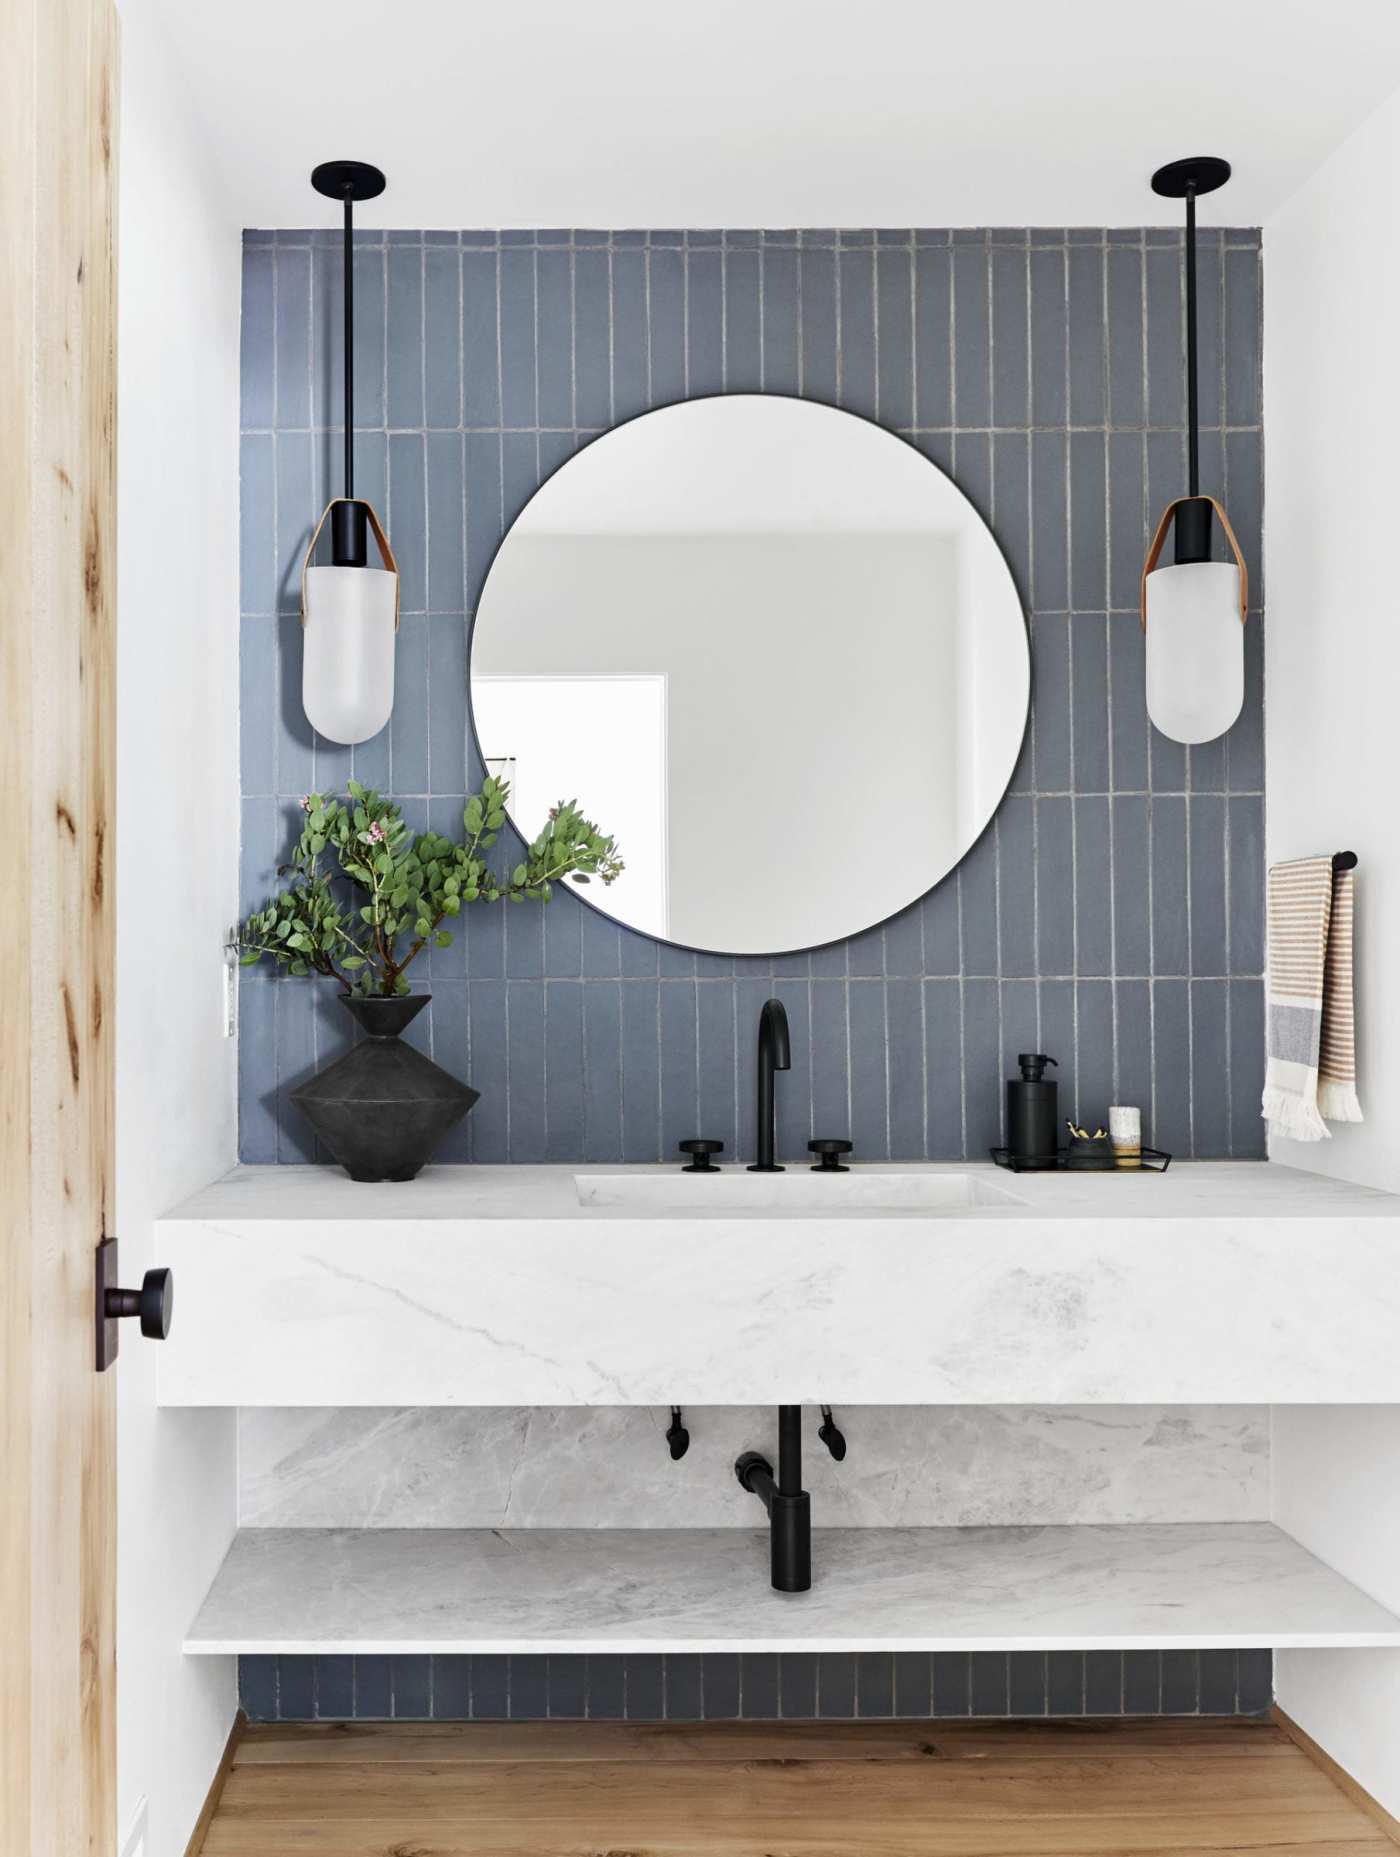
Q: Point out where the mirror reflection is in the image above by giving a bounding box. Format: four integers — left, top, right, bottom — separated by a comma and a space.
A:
470, 395, 1028, 955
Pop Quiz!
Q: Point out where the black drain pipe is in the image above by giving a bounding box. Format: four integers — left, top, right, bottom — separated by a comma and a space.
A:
736, 1404, 811, 1592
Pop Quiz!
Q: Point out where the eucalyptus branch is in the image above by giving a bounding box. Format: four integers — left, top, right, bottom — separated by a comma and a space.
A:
238, 777, 622, 999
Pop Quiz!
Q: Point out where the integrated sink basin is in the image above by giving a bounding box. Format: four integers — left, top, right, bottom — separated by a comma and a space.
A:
573, 1169, 1027, 1213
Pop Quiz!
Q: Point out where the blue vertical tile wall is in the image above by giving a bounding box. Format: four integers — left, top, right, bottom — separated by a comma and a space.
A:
239, 227, 1266, 1164
238, 1648, 1274, 1723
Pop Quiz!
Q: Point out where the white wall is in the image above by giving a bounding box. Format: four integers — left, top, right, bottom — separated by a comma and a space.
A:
1265, 80, 1400, 1817
116, 4, 242, 1853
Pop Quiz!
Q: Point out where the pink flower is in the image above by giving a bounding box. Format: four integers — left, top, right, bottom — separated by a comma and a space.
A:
367, 820, 387, 844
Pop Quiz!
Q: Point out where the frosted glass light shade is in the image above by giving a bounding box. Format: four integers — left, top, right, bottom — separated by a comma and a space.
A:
302, 564, 397, 743
1144, 560, 1244, 745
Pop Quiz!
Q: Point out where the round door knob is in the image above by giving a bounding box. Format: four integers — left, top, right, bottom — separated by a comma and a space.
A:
809, 1139, 853, 1173
679, 1139, 724, 1173
105, 1267, 174, 1341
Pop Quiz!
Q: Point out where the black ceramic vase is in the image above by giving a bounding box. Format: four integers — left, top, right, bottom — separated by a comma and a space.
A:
291, 994, 479, 1182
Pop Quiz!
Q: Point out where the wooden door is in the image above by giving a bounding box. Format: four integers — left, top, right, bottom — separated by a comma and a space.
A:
1, 0, 120, 1852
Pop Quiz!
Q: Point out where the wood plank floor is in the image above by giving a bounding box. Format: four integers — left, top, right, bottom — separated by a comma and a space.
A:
203, 1718, 1396, 1856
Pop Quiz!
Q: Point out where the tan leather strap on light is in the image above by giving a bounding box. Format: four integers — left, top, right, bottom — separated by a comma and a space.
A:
1140, 495, 1248, 629
300, 498, 401, 631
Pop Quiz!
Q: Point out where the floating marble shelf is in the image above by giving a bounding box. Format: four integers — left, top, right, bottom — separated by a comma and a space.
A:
184, 1522, 1400, 1657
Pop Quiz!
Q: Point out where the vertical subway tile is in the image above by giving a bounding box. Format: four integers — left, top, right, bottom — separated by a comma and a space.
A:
932, 1653, 971, 1718
1123, 1651, 1162, 1716
1115, 976, 1153, 1120
426, 430, 466, 612
1029, 244, 1066, 427
991, 245, 1028, 427
535, 247, 573, 428
1198, 1649, 1237, 1716
800, 245, 838, 404
849, 978, 888, 1160
278, 1657, 315, 1721
573, 248, 611, 428
761, 244, 800, 396
547, 1655, 588, 1719
384, 239, 423, 427
1067, 242, 1106, 427
1047, 1652, 1085, 1716
620, 980, 661, 1161
1106, 244, 1144, 427
1107, 613, 1149, 791
1030, 432, 1068, 611
740, 1653, 779, 1720
665, 1654, 703, 1721
1150, 795, 1189, 975
686, 247, 724, 397
914, 245, 952, 427
1145, 244, 1185, 430
659, 980, 699, 1150
992, 431, 1031, 610
1030, 616, 1071, 791
1072, 615, 1110, 790
963, 977, 1001, 1153
509, 1655, 550, 1721
886, 977, 926, 1159
837, 246, 877, 418
997, 798, 1036, 977
1009, 1652, 1047, 1718
1236, 1649, 1272, 1715
818, 1654, 856, 1718
1189, 794, 1227, 974
781, 1653, 819, 1720
499, 247, 537, 426
1191, 978, 1231, 1157
1076, 979, 1115, 1126
625, 1656, 664, 1721
1075, 796, 1112, 976
703, 1653, 741, 1720
1084, 1651, 1122, 1716
923, 979, 963, 1156
391, 1656, 431, 1719
1107, 431, 1145, 613
1228, 795, 1265, 974
428, 615, 467, 793
241, 244, 275, 429
1230, 978, 1266, 1157
856, 1652, 894, 1719
545, 981, 586, 1161
952, 243, 990, 426
354, 1655, 392, 1719
470, 1657, 509, 1720
423, 244, 461, 428
1160, 1650, 1199, 1716
894, 1653, 932, 1719
648, 246, 686, 406
274, 246, 312, 430
876, 247, 914, 426
461, 248, 500, 428
1069, 435, 1107, 612
611, 247, 649, 421
1225, 247, 1261, 427
1152, 976, 1191, 1156
505, 981, 546, 1161
464, 429, 503, 612
810, 979, 850, 1140
970, 1653, 1009, 1716
1036, 798, 1075, 976
724, 248, 762, 393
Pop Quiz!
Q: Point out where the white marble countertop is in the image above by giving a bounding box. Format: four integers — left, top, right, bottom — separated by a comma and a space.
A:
165, 1158, 1400, 1223
184, 1521, 1400, 1656
156, 1161, 1400, 1407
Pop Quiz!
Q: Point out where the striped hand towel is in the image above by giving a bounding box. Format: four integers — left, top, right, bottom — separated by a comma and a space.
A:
1261, 856, 1363, 1140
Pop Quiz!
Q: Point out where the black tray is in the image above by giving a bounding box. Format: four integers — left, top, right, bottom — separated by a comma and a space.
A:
990, 1146, 1172, 1174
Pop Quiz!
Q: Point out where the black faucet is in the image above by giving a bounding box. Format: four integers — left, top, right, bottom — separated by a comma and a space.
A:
748, 997, 791, 1172
736, 1405, 810, 1592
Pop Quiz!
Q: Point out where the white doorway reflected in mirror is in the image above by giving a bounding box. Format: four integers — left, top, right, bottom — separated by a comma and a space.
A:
475, 674, 670, 940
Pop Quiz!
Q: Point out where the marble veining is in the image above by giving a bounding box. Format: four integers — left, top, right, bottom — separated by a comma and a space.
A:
158, 1163, 1400, 1406
186, 1522, 1400, 1655
238, 1405, 1269, 1530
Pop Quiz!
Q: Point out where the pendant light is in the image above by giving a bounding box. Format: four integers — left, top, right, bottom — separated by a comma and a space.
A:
301, 160, 399, 745
1141, 156, 1248, 746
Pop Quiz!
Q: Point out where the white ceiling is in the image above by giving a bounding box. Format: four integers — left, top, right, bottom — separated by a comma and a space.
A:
137, 0, 1400, 228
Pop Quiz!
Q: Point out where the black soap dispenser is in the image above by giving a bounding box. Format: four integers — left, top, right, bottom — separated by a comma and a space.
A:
1007, 1053, 1059, 1170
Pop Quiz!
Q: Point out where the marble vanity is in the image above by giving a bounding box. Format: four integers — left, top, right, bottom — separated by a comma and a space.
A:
164, 1157, 1400, 1658
158, 1160, 1400, 1408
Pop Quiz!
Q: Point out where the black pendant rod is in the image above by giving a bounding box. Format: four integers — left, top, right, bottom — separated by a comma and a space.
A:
342, 186, 355, 500
1185, 183, 1199, 500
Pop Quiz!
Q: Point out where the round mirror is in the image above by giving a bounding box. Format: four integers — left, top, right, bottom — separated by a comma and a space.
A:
470, 395, 1028, 955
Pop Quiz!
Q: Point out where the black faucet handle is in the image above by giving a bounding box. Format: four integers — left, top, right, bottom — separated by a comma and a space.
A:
809, 1139, 853, 1173
666, 1406, 690, 1459
818, 1404, 848, 1460
680, 1139, 724, 1173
